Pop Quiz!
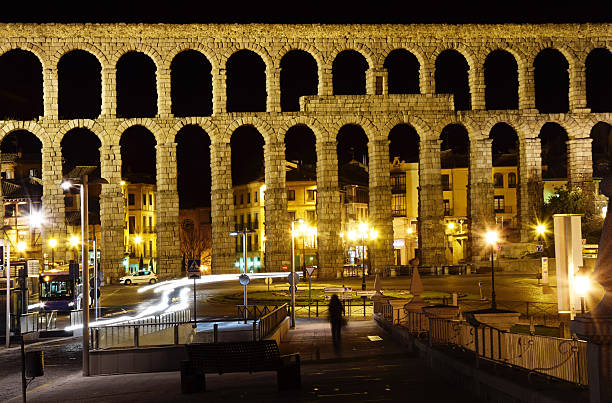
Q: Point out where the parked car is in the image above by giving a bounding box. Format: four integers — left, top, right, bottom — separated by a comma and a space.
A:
119, 271, 158, 285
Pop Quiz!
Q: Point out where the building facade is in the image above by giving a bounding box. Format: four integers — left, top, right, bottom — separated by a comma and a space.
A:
0, 23, 607, 280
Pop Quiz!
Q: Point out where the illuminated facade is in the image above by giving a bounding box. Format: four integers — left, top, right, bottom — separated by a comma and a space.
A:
121, 181, 157, 273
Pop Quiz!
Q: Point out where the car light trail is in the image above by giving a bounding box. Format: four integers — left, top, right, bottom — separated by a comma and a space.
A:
65, 272, 300, 331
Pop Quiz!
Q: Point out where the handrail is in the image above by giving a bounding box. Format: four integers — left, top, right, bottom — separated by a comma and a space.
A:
259, 303, 288, 340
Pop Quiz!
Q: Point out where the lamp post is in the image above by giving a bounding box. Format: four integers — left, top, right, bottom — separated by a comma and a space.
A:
485, 230, 499, 310
230, 228, 255, 322
48, 238, 57, 268
289, 219, 303, 328
574, 275, 591, 314
62, 166, 108, 377
70, 235, 80, 261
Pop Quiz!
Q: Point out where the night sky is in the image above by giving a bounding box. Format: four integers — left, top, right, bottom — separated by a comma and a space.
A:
0, 2, 610, 207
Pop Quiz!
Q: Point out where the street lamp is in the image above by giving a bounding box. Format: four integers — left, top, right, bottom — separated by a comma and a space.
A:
70, 235, 80, 261
485, 230, 499, 310
61, 166, 108, 377
230, 228, 255, 322
574, 275, 591, 314
289, 219, 303, 328
48, 238, 57, 268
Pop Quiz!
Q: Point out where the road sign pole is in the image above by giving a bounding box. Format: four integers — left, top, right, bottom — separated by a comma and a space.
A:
5, 240, 10, 348
308, 275, 311, 319
193, 277, 197, 328
290, 221, 296, 328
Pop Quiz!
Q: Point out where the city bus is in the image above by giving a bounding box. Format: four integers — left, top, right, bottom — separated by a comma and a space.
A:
39, 270, 76, 312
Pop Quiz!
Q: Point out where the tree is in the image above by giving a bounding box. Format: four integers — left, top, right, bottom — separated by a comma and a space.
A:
179, 218, 212, 268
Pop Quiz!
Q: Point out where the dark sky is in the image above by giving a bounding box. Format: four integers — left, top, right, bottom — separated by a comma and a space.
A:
0, 2, 610, 206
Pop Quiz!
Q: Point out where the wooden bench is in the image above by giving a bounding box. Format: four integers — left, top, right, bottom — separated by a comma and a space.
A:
181, 340, 300, 393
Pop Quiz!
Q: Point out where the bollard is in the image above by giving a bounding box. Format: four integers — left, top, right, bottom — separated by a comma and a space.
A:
253, 321, 257, 341
134, 327, 139, 347
174, 325, 179, 344
316, 300, 319, 317
213, 323, 218, 343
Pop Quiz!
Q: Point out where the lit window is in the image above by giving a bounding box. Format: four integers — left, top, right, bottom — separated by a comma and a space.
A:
287, 189, 296, 201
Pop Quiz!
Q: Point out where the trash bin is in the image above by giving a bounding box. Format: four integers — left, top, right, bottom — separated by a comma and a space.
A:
25, 351, 44, 378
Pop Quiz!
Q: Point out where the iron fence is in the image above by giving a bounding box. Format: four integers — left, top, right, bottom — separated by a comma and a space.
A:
237, 304, 281, 320
258, 304, 288, 340
20, 311, 57, 334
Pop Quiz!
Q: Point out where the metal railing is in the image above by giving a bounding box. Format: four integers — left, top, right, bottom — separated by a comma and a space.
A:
457, 300, 558, 320
402, 311, 429, 334
237, 304, 281, 320
20, 311, 57, 334
259, 304, 288, 340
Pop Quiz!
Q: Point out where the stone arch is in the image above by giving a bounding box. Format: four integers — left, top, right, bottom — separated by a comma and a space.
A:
528, 43, 579, 67
539, 121, 569, 179
224, 118, 274, 144
278, 117, 325, 143
481, 45, 528, 70
163, 44, 217, 71
50, 43, 108, 68
0, 121, 50, 147
382, 45, 427, 71
430, 44, 477, 70
0, 44, 49, 70
110, 44, 163, 70
434, 48, 471, 111
383, 48, 421, 94
533, 115, 581, 139
115, 119, 166, 145
330, 117, 376, 142
533, 47, 570, 113
483, 49, 519, 110
56, 120, 110, 148
482, 115, 522, 136
330, 44, 374, 69
222, 44, 273, 71
277, 44, 324, 71
279, 49, 319, 112
381, 114, 431, 140
171, 118, 217, 143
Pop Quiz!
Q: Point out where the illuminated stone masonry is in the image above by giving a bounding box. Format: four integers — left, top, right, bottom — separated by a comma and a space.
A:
0, 23, 609, 280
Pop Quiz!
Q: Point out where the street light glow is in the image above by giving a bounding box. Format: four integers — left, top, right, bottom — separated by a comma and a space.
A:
574, 275, 591, 296
358, 222, 368, 235
134, 235, 142, 244
447, 222, 455, 230
485, 231, 499, 245
60, 181, 73, 190
70, 235, 80, 247
28, 211, 44, 228
17, 241, 26, 252
369, 229, 378, 240
536, 223, 547, 236
49, 238, 58, 248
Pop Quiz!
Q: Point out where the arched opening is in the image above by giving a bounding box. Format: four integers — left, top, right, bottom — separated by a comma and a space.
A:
539, 122, 568, 179
384, 49, 420, 94
61, 128, 102, 256
388, 124, 420, 265
534, 49, 569, 113
484, 50, 518, 110
226, 50, 267, 113
231, 125, 265, 271
176, 125, 212, 275
332, 50, 368, 95
171, 50, 213, 117
586, 48, 612, 112
116, 52, 157, 118
440, 124, 469, 263
0, 50, 43, 120
284, 125, 318, 267
120, 126, 157, 273
280, 50, 318, 112
435, 50, 471, 111
58, 50, 102, 119
590, 122, 612, 178
489, 122, 519, 238
0, 130, 43, 259
337, 124, 369, 268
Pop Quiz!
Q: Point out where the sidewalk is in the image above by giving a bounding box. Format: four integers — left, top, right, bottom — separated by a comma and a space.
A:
14, 318, 477, 402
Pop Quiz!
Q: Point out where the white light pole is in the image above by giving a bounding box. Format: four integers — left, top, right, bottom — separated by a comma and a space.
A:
230, 228, 254, 323
290, 219, 303, 328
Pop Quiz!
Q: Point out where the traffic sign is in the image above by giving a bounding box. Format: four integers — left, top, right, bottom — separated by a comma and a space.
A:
323, 287, 352, 294
239, 273, 250, 285
288, 286, 297, 293
187, 259, 201, 280
282, 264, 289, 271
536, 245, 543, 253
287, 272, 300, 285
305, 266, 316, 276
355, 290, 377, 297
325, 293, 353, 300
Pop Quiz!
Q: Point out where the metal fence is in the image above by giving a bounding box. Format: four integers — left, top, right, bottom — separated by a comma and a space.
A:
20, 311, 57, 334
457, 300, 558, 320
259, 304, 288, 340
237, 304, 281, 320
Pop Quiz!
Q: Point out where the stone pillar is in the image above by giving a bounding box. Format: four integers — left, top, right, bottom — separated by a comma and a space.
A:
567, 136, 598, 225
210, 141, 235, 273
41, 145, 66, 261
266, 66, 281, 113
155, 142, 181, 278
518, 65, 536, 110
569, 61, 589, 112
366, 68, 388, 95
319, 65, 333, 96
212, 67, 227, 115
469, 137, 494, 261
263, 141, 290, 271
156, 67, 172, 118
469, 66, 485, 110
420, 60, 435, 94
368, 139, 394, 272
518, 136, 543, 242
101, 66, 116, 117
316, 140, 343, 278
418, 139, 445, 266
43, 67, 58, 119
99, 145, 125, 283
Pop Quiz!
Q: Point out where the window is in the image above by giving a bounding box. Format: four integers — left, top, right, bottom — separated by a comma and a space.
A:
64, 197, 74, 207
149, 216, 152, 229
233, 194, 236, 205
306, 189, 316, 201
240, 194, 244, 205
287, 189, 295, 201
254, 213, 259, 228
508, 172, 517, 188
149, 194, 153, 206
392, 193, 407, 217
391, 173, 406, 193
4, 204, 15, 218
288, 211, 296, 221
441, 174, 450, 191
128, 193, 135, 206
493, 173, 504, 188
443, 199, 451, 216
254, 191, 258, 203
494, 195, 505, 213
149, 241, 153, 257
375, 76, 383, 95
143, 216, 146, 232
306, 209, 316, 223
129, 216, 135, 234
254, 234, 259, 250
142, 194, 146, 206
247, 192, 251, 204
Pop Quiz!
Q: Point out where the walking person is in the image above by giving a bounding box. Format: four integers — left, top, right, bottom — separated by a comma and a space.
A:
328, 294, 345, 349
